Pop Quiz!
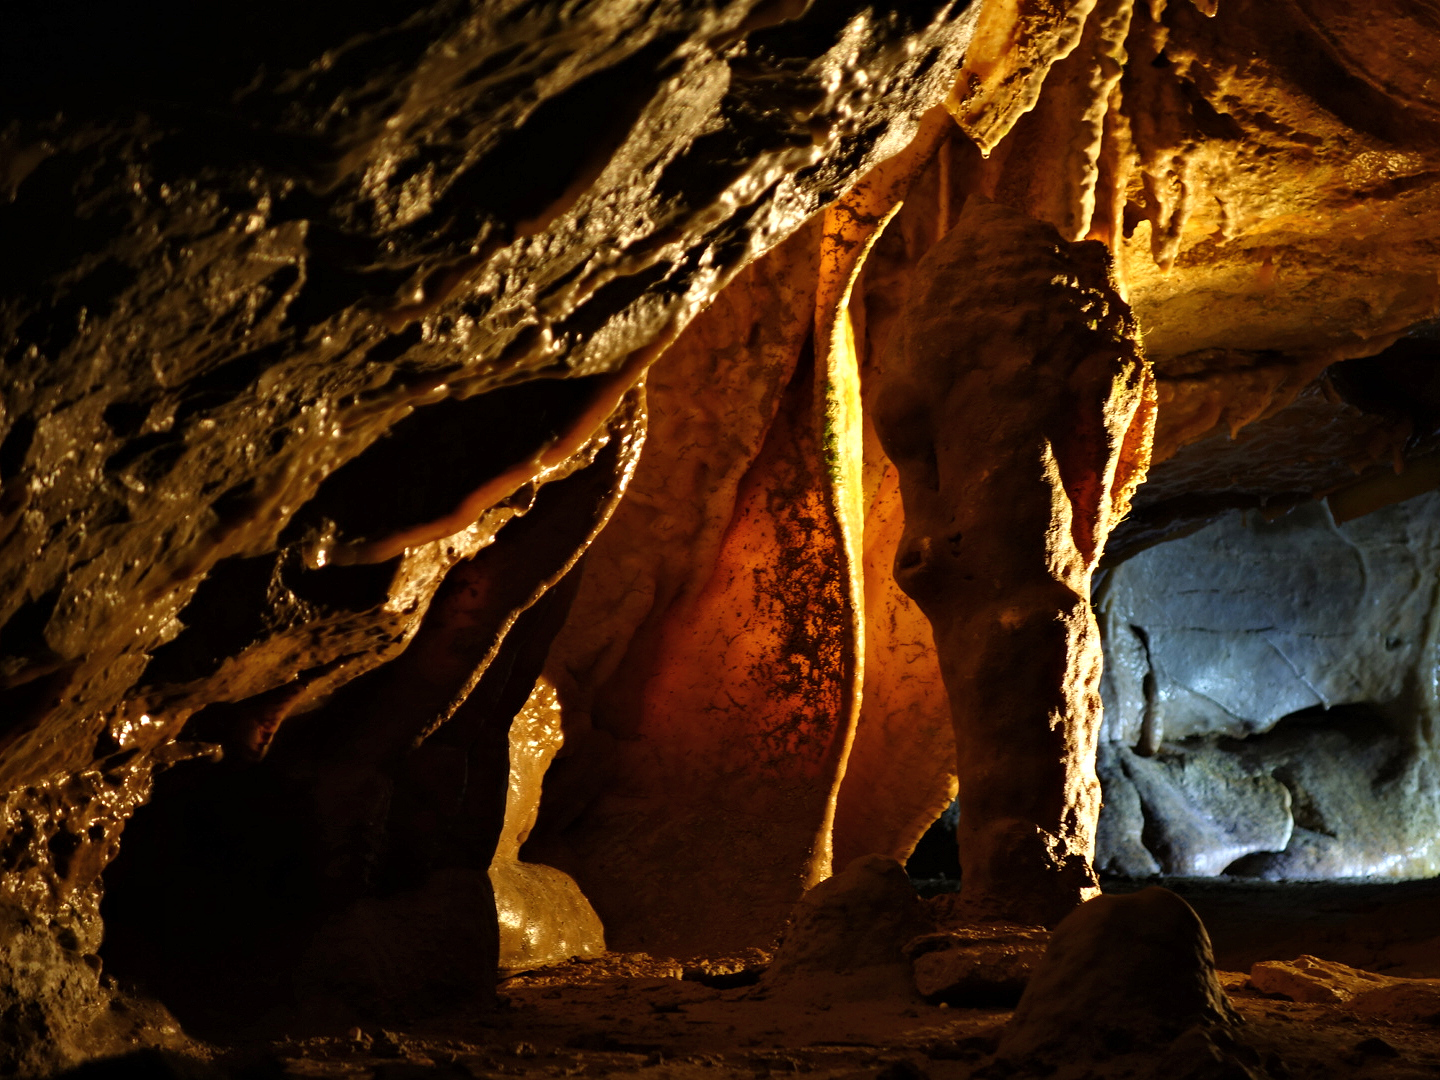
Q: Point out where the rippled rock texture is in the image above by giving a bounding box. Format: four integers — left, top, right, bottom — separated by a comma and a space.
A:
1, 0, 980, 1049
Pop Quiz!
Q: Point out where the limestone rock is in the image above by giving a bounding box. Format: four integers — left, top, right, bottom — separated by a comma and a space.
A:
1102, 742, 1293, 876
1249, 955, 1392, 1004
1251, 955, 1440, 1022
0, 0, 982, 1002
874, 195, 1154, 925
999, 887, 1238, 1064
0, 901, 185, 1077
764, 855, 930, 984
492, 861, 605, 976
905, 924, 1049, 1005
1097, 491, 1440, 881
1094, 742, 1161, 877
1099, 497, 1440, 744
492, 677, 604, 973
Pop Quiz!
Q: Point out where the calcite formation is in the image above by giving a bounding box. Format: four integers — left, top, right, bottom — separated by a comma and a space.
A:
0, 0, 983, 1041
873, 197, 1153, 925
491, 677, 605, 973
0, 0, 1439, 1065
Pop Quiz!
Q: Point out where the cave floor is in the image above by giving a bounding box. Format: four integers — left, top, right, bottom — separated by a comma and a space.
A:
1105, 874, 1440, 977
212, 968, 1440, 1080
156, 877, 1440, 1080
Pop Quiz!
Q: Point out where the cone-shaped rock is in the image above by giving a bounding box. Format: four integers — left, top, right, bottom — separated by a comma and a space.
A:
999, 886, 1238, 1063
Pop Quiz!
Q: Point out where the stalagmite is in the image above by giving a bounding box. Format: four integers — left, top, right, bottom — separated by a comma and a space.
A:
875, 197, 1154, 925
490, 677, 605, 973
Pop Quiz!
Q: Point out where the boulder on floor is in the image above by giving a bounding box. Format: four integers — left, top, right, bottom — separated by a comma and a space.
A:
763, 855, 930, 996
1252, 955, 1440, 1022
905, 924, 1049, 1005
999, 887, 1239, 1064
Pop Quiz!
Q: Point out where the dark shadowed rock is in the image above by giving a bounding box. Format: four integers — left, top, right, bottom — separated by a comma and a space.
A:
764, 855, 931, 986
905, 924, 1048, 1006
998, 886, 1239, 1064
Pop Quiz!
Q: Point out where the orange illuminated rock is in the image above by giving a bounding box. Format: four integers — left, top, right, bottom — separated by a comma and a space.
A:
976, 0, 1136, 243
528, 224, 834, 955
946, 0, 1104, 157
830, 463, 956, 869
875, 197, 1154, 925
529, 122, 964, 952
491, 677, 605, 974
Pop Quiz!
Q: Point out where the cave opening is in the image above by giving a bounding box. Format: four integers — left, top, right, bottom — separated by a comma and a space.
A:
1095, 491, 1440, 886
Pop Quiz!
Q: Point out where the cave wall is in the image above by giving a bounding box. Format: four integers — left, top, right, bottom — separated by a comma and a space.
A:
0, 0, 1438, 1063
0, 0, 983, 1049
1097, 491, 1440, 880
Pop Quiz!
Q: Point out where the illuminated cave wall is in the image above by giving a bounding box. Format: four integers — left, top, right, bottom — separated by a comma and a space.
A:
0, 0, 1439, 1069
1097, 488, 1440, 881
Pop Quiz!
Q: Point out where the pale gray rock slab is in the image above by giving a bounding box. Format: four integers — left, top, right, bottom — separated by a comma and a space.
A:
1097, 491, 1440, 881
1106, 743, 1293, 876
1095, 742, 1162, 878
1097, 495, 1440, 741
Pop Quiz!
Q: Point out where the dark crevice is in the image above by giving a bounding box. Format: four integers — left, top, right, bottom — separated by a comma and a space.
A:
285, 375, 607, 547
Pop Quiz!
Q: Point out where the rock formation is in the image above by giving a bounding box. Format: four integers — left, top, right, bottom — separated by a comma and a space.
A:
0, 0, 1439, 1068
1097, 490, 1440, 880
873, 197, 1154, 925
998, 887, 1240, 1065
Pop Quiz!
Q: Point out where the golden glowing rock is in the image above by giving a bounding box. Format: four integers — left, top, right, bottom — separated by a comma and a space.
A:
1114, 0, 1440, 357
491, 677, 604, 973
527, 118, 966, 952
947, 0, 1104, 157
529, 222, 833, 954
875, 197, 1154, 925
830, 463, 956, 869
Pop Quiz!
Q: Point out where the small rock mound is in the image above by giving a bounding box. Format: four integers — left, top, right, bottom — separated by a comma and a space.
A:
1252, 955, 1440, 1023
905, 924, 1049, 1006
999, 887, 1239, 1064
764, 855, 930, 988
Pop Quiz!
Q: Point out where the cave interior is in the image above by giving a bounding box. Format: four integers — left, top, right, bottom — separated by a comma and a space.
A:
4, 0, 1440, 1077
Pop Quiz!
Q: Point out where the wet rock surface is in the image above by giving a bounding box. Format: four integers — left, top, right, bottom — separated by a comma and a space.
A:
0, 0, 981, 762
1, 0, 1440, 1069
0, 0, 980, 1017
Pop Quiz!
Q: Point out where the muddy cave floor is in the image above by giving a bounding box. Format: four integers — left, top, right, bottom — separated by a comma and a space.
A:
82, 875, 1440, 1080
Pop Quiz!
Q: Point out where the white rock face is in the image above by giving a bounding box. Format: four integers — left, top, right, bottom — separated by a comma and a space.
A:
1095, 492, 1440, 879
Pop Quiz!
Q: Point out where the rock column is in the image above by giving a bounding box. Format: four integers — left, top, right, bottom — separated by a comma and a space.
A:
875, 198, 1153, 925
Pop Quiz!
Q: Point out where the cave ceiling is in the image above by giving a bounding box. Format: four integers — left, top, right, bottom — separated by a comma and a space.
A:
1, 0, 1439, 1064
